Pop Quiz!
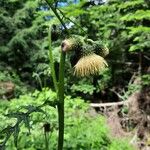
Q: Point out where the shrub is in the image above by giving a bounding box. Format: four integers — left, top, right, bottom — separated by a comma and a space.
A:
0, 89, 134, 150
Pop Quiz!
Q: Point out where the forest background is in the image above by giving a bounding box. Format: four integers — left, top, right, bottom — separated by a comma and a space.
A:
0, 0, 150, 150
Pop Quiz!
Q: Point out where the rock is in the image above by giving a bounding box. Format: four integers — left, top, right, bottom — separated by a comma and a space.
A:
0, 81, 15, 100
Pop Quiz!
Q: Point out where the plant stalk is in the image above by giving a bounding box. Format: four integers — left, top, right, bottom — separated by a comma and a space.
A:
57, 51, 66, 150
44, 132, 49, 150
45, 1, 68, 149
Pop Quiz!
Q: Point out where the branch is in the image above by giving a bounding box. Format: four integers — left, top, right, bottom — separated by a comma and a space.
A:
45, 0, 68, 32
107, 60, 139, 65
144, 55, 150, 60
110, 89, 126, 101
90, 100, 129, 108
57, 8, 86, 34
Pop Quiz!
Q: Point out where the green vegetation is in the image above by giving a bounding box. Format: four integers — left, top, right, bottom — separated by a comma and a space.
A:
0, 89, 133, 150
0, 0, 149, 97
0, 0, 149, 149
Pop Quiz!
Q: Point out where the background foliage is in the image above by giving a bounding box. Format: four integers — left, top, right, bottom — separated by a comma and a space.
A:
0, 89, 133, 150
0, 0, 149, 149
0, 0, 149, 98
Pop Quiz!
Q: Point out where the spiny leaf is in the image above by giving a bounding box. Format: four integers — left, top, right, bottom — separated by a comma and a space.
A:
13, 124, 20, 148
0, 126, 14, 136
5, 112, 24, 119
23, 116, 31, 134
20, 105, 45, 114
43, 99, 58, 108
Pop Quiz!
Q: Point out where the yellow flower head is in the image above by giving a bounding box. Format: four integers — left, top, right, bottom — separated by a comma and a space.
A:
74, 54, 108, 77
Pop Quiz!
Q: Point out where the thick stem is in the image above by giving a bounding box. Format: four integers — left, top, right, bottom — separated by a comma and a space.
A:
58, 51, 66, 150
45, 2, 68, 150
44, 132, 49, 150
48, 25, 66, 150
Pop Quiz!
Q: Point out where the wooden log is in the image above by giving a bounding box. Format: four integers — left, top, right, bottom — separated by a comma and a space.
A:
90, 101, 129, 108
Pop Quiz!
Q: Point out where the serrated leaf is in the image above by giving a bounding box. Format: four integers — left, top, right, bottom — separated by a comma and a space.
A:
34, 107, 46, 114
20, 105, 45, 114
21, 105, 37, 111
13, 124, 20, 147
44, 100, 58, 108
5, 112, 24, 119
0, 126, 13, 136
23, 116, 31, 134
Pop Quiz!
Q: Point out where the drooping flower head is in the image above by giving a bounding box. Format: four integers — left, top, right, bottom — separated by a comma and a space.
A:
74, 54, 108, 77
61, 36, 109, 77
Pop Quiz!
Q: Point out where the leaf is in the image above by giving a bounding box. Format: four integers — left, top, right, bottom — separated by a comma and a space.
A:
5, 112, 24, 119
0, 126, 14, 136
44, 100, 58, 108
129, 45, 140, 52
13, 124, 20, 147
23, 116, 31, 134
128, 26, 150, 36
121, 10, 150, 21
21, 105, 45, 114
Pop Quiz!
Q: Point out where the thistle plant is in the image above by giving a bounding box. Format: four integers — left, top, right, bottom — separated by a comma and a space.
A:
49, 34, 109, 150
61, 36, 109, 77
0, 31, 109, 150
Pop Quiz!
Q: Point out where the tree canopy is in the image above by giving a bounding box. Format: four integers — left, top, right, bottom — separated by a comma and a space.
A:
0, 0, 150, 149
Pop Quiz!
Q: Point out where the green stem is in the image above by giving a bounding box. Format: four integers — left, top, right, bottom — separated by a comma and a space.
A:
44, 132, 49, 150
57, 8, 86, 34
57, 51, 66, 150
48, 26, 58, 92
45, 1, 68, 150
36, 74, 43, 90
45, 0, 68, 32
